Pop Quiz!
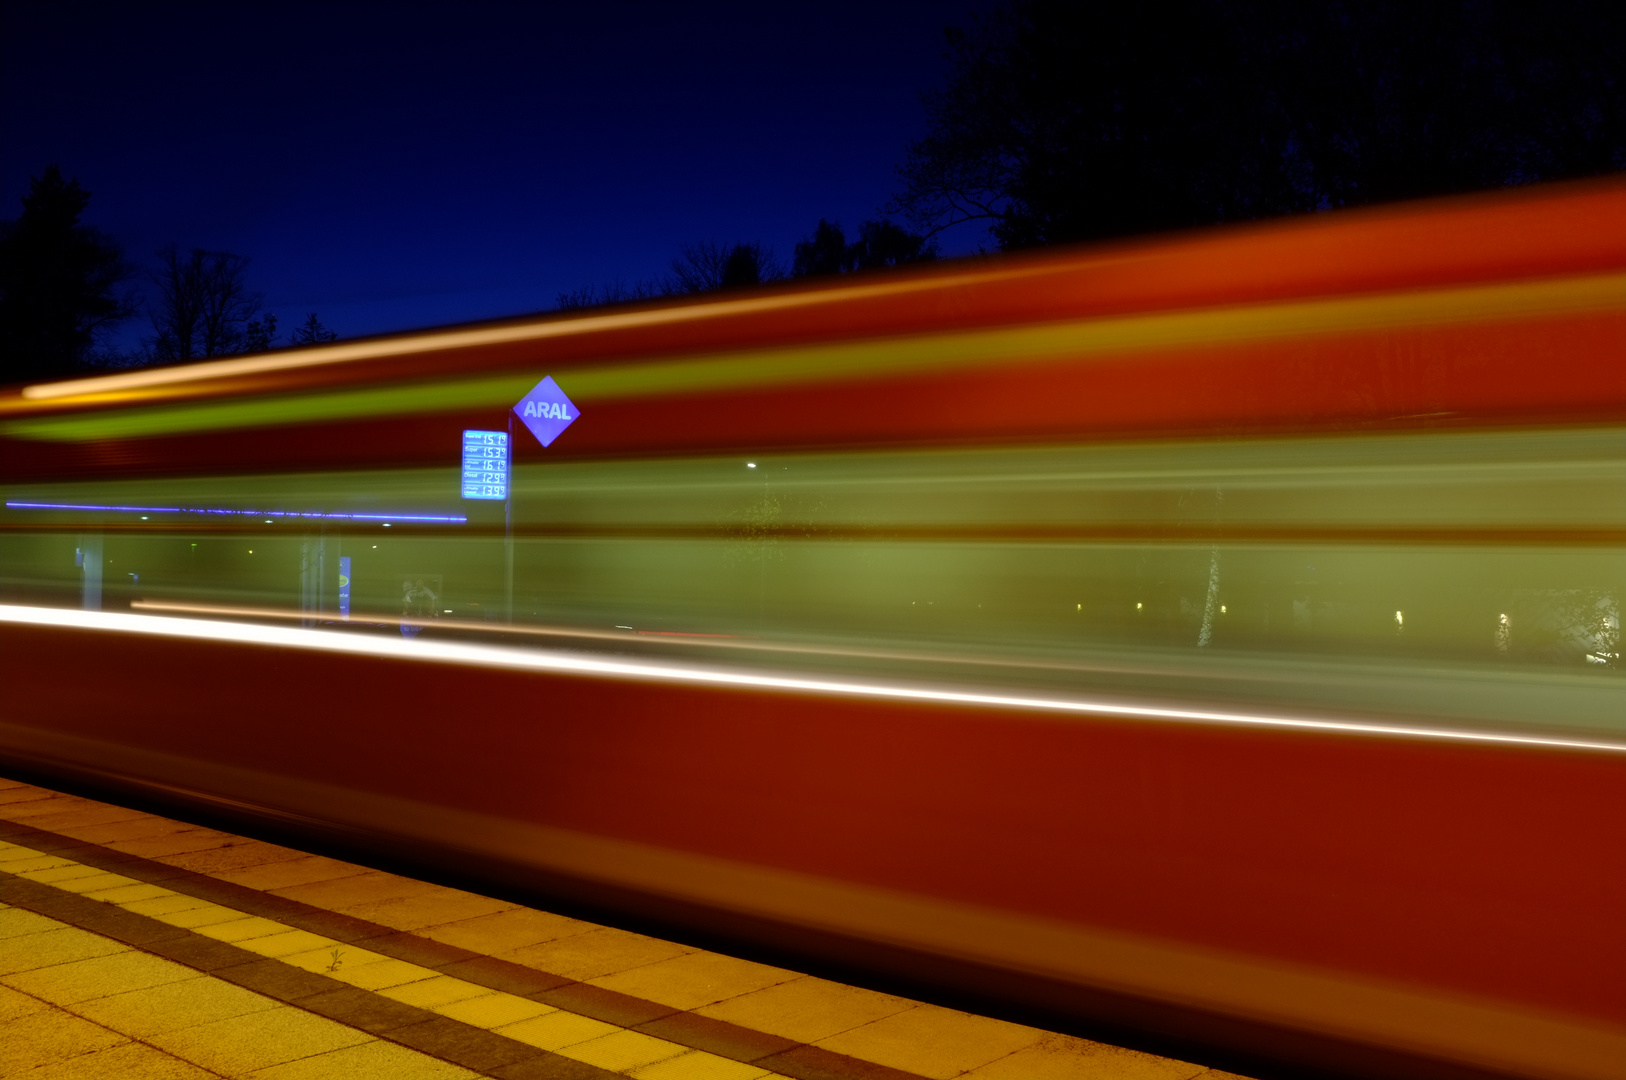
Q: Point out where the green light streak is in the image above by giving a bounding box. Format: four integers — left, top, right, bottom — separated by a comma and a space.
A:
5, 272, 1617, 443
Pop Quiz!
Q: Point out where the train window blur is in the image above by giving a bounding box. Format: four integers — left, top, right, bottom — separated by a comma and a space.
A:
4, 423, 1619, 740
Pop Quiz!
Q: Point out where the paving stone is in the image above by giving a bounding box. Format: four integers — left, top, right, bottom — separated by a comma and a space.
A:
496, 1009, 622, 1052
142, 931, 261, 972
0, 905, 62, 939
755, 1043, 934, 1080
71, 969, 280, 1037
958, 1035, 1209, 1080
388, 1015, 542, 1071
0, 982, 49, 1023
368, 928, 484, 967
52, 903, 190, 948
321, 955, 437, 991
149, 902, 248, 930
147, 1003, 372, 1074
21, 1037, 220, 1079
561, 1028, 689, 1072
216, 854, 371, 891
156, 841, 310, 875
435, 991, 555, 1029
0, 924, 126, 975
421, 905, 592, 954
696, 976, 917, 1045
82, 882, 177, 904
248, 1037, 486, 1079
636, 1009, 799, 1062
194, 915, 288, 942
273, 905, 394, 943
107, 832, 236, 859
295, 984, 437, 1035
437, 954, 574, 997
505, 926, 691, 983
234, 927, 339, 958
213, 957, 341, 1002
379, 974, 495, 1010
22, 804, 149, 828
537, 981, 680, 1028
58, 816, 196, 846
345, 888, 515, 932
0, 1005, 129, 1073
5, 949, 198, 1006
589, 949, 796, 1012
121, 893, 215, 918
490, 1053, 624, 1080
15, 863, 109, 886
813, 1004, 1043, 1080
271, 870, 432, 910
630, 1049, 775, 1080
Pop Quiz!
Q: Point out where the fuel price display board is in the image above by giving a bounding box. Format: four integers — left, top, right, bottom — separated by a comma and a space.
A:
461, 430, 509, 500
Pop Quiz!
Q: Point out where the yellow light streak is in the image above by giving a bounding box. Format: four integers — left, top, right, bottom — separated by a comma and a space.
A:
17, 264, 1060, 403
6, 271, 1622, 443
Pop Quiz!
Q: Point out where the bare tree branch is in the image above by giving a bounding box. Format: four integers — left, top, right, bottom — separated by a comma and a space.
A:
147, 246, 262, 361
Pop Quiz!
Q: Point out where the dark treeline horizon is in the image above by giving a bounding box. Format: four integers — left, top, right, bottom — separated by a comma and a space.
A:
3, 0, 1622, 383
893, 0, 1624, 248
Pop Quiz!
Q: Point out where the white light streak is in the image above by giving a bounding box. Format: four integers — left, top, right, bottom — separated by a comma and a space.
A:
3, 605, 1621, 754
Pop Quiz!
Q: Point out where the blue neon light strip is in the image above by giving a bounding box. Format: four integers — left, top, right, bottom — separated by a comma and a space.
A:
5, 501, 467, 524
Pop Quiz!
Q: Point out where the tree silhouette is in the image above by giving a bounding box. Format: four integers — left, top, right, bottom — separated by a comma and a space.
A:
849, 220, 938, 270
243, 313, 279, 353
0, 166, 137, 383
289, 312, 337, 347
146, 245, 263, 361
556, 277, 661, 311
792, 220, 852, 277
893, 0, 1626, 248
791, 219, 938, 278
667, 241, 784, 293
563, 224, 934, 312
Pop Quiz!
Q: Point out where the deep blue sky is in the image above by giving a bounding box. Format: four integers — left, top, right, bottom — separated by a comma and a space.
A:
2, 1, 985, 350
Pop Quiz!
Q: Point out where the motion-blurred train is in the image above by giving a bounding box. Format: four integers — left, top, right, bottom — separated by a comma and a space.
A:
2, 180, 1622, 1080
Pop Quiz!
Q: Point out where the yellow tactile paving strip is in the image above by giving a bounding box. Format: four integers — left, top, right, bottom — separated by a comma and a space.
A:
0, 903, 481, 1079
0, 778, 1249, 1080
0, 839, 774, 1079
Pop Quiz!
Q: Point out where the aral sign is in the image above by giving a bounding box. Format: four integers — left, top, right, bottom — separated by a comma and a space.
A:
514, 376, 579, 447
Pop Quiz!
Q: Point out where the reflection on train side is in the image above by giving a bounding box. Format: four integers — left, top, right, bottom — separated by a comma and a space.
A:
3, 424, 1620, 737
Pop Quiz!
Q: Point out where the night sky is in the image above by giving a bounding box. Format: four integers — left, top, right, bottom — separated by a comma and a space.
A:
2, 1, 984, 350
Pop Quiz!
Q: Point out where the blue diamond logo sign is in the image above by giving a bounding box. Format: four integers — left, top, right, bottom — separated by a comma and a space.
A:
513, 376, 579, 447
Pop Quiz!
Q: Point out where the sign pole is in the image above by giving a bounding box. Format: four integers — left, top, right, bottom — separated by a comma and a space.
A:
501, 374, 578, 627
505, 411, 515, 624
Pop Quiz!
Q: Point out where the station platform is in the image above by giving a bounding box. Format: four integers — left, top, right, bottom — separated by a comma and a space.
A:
0, 776, 1252, 1080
